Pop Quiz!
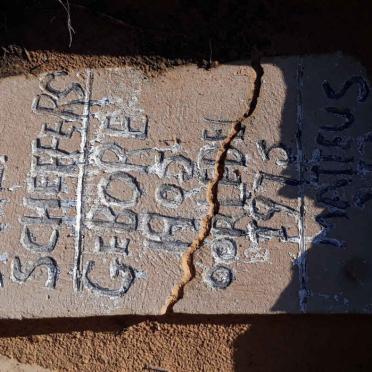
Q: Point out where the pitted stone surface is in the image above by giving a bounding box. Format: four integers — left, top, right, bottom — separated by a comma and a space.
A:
0, 54, 371, 317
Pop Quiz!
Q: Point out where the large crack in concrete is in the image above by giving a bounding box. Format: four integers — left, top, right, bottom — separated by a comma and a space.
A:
161, 58, 264, 315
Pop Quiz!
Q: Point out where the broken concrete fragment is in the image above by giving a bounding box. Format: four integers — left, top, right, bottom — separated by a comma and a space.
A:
0, 54, 371, 317
175, 54, 372, 314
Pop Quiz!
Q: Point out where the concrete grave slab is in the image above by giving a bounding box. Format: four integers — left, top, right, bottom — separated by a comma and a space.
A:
0, 53, 371, 317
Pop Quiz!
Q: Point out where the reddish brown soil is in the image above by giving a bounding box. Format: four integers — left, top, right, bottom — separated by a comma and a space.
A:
1, 1, 372, 371
0, 315, 371, 371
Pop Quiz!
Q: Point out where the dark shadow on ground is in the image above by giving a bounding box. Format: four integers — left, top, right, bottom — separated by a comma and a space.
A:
1, 0, 372, 76
233, 315, 372, 372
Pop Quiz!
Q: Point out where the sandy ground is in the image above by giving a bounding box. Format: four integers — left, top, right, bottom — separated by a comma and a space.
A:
0, 315, 371, 371
0, 1, 372, 371
0, 355, 50, 372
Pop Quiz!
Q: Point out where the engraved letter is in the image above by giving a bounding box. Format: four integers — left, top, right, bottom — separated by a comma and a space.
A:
84, 259, 135, 297
21, 226, 59, 253
12, 256, 58, 288
322, 76, 369, 102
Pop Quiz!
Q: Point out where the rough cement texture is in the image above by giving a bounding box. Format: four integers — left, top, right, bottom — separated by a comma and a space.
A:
0, 63, 255, 317
0, 54, 371, 317
178, 54, 372, 314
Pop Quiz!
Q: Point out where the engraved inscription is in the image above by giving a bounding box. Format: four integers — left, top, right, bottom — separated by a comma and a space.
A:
0, 58, 369, 316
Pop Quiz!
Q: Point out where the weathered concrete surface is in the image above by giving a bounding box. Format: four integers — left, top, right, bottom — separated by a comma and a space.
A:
177, 54, 372, 314
0, 54, 371, 317
0, 63, 255, 317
